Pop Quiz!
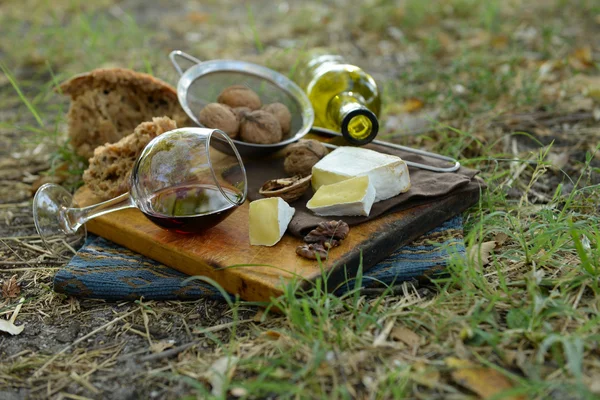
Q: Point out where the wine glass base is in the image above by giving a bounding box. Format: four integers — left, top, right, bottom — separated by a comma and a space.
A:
33, 183, 86, 256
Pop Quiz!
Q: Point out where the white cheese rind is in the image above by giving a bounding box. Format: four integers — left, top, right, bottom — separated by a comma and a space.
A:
311, 147, 411, 202
277, 198, 295, 240
249, 197, 295, 246
307, 176, 376, 216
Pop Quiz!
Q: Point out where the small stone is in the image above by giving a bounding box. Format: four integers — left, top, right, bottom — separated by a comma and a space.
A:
55, 321, 80, 343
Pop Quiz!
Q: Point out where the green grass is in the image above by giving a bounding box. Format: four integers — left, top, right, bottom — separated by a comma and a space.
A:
1, 0, 600, 398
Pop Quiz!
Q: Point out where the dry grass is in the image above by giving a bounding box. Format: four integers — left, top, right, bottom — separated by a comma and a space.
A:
1, 0, 600, 398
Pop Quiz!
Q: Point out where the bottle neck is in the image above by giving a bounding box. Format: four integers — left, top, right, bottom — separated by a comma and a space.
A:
327, 93, 379, 145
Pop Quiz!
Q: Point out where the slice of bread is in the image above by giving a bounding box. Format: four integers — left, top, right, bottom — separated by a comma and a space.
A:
83, 117, 177, 200
60, 68, 191, 158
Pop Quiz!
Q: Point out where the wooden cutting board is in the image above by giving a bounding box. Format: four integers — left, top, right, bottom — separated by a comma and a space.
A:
73, 149, 480, 303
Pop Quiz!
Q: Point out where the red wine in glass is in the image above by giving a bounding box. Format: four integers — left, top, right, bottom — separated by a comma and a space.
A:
142, 184, 241, 234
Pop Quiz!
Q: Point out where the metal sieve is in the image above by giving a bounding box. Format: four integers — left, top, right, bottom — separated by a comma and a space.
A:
170, 50, 314, 158
170, 50, 460, 173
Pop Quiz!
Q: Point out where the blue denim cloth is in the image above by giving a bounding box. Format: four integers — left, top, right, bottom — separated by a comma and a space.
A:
53, 216, 464, 301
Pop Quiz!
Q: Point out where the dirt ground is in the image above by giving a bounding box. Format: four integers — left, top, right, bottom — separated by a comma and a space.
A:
2, 0, 600, 399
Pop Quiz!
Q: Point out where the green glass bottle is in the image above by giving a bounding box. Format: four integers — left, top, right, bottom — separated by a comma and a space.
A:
295, 51, 381, 145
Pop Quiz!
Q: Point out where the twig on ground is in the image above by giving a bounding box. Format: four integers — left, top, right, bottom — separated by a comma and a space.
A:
138, 342, 196, 363
192, 318, 254, 335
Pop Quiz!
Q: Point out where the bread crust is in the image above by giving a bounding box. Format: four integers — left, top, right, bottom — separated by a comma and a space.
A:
83, 117, 177, 200
59, 68, 191, 158
59, 68, 178, 98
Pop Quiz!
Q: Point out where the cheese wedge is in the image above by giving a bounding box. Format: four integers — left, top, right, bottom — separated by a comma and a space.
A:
249, 197, 295, 246
311, 147, 411, 202
307, 175, 375, 216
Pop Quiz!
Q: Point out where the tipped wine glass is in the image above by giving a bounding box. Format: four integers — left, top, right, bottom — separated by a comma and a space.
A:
33, 128, 247, 255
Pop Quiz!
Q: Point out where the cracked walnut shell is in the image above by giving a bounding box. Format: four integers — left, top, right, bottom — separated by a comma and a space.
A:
259, 175, 311, 203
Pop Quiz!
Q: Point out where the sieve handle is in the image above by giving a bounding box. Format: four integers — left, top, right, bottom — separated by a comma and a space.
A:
169, 50, 202, 76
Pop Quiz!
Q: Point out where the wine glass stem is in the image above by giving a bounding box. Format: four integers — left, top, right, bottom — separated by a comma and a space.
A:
61, 193, 135, 233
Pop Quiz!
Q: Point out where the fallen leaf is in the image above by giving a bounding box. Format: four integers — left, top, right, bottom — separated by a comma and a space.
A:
373, 320, 395, 347
490, 34, 509, 49
0, 319, 24, 335
467, 241, 497, 268
445, 357, 524, 399
398, 98, 424, 113
206, 356, 239, 398
411, 362, 441, 388
253, 309, 264, 322
569, 46, 594, 70
2, 275, 20, 299
187, 11, 209, 23
150, 341, 175, 353
494, 232, 509, 246
547, 152, 570, 170
390, 326, 421, 348
261, 330, 281, 340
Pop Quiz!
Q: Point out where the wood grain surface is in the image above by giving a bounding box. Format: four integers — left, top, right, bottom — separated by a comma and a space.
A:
74, 142, 479, 301
73, 152, 480, 302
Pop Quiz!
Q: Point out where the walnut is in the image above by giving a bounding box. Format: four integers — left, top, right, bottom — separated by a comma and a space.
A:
262, 103, 292, 135
296, 243, 328, 260
217, 85, 261, 110
304, 220, 349, 246
284, 139, 329, 177
232, 106, 251, 121
239, 110, 283, 144
198, 103, 239, 139
259, 174, 311, 203
296, 220, 350, 260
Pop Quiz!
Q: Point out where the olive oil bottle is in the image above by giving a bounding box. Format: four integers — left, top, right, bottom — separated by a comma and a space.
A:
295, 51, 381, 145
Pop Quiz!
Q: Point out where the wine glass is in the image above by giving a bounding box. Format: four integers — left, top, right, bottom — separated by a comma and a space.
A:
33, 128, 247, 254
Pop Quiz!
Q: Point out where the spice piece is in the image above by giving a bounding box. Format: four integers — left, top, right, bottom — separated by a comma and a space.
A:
284, 139, 329, 177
